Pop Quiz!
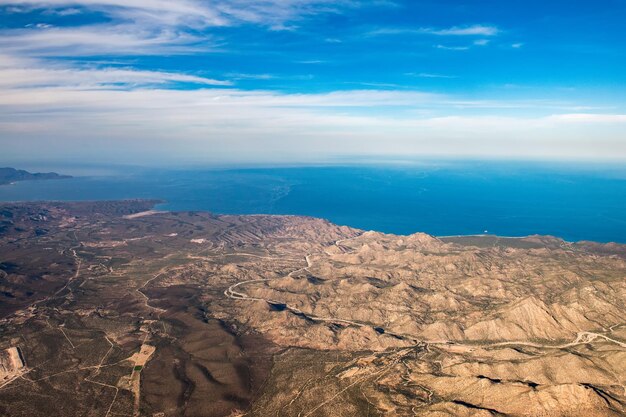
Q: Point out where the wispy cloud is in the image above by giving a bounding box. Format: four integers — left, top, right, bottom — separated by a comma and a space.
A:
2, 86, 623, 163
548, 113, 626, 123
226, 72, 314, 81
227, 73, 276, 80
2, 0, 228, 27
0, 25, 211, 56
1, 0, 363, 29
43, 6, 82, 16
406, 72, 458, 79
0, 0, 372, 56
0, 57, 232, 88
369, 24, 499, 37
426, 24, 499, 36
2, 52, 623, 164
435, 44, 470, 51
295, 60, 326, 64
0, 1, 621, 164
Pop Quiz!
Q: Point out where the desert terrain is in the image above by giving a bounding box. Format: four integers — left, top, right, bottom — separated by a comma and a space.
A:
0, 200, 624, 416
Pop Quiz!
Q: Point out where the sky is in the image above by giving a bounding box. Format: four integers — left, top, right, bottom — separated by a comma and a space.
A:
0, 0, 625, 166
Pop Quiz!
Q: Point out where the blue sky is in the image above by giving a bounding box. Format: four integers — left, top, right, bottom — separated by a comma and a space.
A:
0, 0, 625, 165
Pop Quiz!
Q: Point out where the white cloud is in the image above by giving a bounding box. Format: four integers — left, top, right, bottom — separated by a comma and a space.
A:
0, 54, 623, 164
548, 113, 626, 123
2, 96, 623, 164
370, 24, 499, 37
406, 72, 457, 79
43, 6, 82, 15
0, 67, 232, 89
435, 44, 470, 51
0, 0, 374, 57
0, 0, 358, 29
227, 73, 276, 80
0, 2, 620, 165
0, 25, 210, 55
426, 24, 499, 36
2, 0, 224, 27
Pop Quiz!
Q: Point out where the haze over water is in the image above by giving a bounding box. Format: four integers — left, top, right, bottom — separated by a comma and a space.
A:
1, 163, 624, 243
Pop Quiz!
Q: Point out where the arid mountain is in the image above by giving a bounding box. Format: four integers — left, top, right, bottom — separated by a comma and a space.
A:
0, 168, 71, 186
0, 201, 624, 417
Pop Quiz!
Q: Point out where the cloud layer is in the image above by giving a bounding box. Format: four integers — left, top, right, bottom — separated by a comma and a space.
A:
2, 56, 624, 164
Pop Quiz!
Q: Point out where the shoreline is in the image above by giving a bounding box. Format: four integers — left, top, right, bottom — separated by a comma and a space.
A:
0, 198, 623, 245
437, 233, 549, 240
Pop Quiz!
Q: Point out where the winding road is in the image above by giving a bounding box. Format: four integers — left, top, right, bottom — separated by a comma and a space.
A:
224, 235, 626, 352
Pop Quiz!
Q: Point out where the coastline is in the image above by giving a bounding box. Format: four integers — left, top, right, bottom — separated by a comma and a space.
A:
1, 164, 624, 244
2, 199, 624, 248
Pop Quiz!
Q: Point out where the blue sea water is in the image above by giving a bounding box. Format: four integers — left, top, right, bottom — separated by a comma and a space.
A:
0, 163, 625, 243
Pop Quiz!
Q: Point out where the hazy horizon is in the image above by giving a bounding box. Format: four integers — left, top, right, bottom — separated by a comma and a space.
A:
5, 157, 626, 178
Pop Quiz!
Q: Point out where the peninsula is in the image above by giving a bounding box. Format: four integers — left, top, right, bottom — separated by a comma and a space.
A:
0, 168, 71, 186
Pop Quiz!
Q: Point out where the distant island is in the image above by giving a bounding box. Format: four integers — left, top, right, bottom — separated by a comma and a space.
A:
0, 167, 72, 186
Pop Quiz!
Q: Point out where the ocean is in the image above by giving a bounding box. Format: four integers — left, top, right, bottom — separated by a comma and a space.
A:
1, 163, 624, 243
